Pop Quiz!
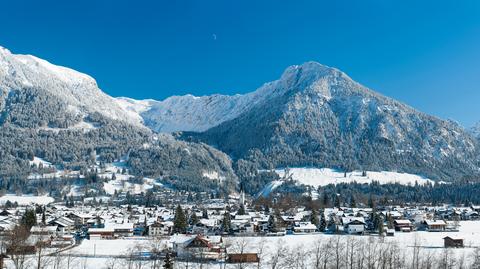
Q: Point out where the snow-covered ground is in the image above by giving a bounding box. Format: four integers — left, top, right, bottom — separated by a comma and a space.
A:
29, 157, 53, 168
39, 120, 98, 133
276, 167, 434, 187
260, 167, 436, 196
72, 237, 157, 256
24, 221, 480, 269
0, 194, 54, 205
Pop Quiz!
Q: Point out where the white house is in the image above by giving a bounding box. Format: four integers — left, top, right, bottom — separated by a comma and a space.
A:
342, 217, 365, 234
293, 222, 317, 233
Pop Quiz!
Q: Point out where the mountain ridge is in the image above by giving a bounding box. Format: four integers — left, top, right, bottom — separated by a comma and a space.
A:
180, 62, 480, 181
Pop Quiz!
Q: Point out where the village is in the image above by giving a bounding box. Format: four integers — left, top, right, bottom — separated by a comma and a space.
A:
0, 188, 478, 269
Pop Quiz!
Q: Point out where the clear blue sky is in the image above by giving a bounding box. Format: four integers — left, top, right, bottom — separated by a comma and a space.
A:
1, 0, 479, 126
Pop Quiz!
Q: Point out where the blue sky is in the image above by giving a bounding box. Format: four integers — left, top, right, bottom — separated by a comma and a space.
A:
1, 0, 479, 126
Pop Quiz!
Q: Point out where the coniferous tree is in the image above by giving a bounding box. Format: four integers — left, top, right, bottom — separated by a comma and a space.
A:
202, 209, 208, 219
21, 209, 37, 229
368, 194, 375, 209
350, 194, 357, 208
310, 208, 319, 228
173, 205, 187, 233
190, 211, 199, 225
222, 211, 232, 234
41, 210, 46, 225
334, 194, 341, 208
237, 204, 246, 215
319, 209, 327, 232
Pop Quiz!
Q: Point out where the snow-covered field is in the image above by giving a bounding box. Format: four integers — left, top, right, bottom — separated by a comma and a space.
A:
276, 167, 435, 187
20, 221, 480, 269
259, 168, 436, 197
72, 237, 157, 256
0, 194, 54, 205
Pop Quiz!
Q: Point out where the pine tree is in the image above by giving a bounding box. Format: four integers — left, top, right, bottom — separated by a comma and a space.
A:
202, 209, 208, 219
21, 209, 37, 229
350, 194, 357, 208
267, 214, 277, 232
190, 211, 199, 225
319, 209, 327, 232
237, 204, 246, 215
310, 208, 319, 228
222, 211, 232, 234
322, 192, 329, 207
368, 194, 375, 209
41, 210, 46, 225
334, 194, 341, 208
173, 205, 187, 234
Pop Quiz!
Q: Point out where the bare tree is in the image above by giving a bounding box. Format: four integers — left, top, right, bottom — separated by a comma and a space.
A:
471, 247, 480, 269
268, 239, 287, 269
6, 225, 32, 269
256, 237, 267, 269
150, 236, 168, 269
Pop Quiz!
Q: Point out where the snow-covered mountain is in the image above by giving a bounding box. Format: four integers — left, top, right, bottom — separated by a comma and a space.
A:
1, 43, 478, 186
0, 46, 143, 128
0, 46, 237, 190
182, 62, 480, 180
115, 78, 290, 132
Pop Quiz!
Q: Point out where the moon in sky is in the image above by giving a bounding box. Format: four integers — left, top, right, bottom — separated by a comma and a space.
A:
212, 34, 217, 40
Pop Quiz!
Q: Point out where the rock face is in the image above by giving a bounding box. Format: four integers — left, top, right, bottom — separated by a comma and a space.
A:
0, 46, 237, 191
181, 62, 479, 180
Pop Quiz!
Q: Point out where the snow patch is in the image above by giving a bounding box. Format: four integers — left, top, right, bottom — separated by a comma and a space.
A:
275, 168, 435, 188
0, 194, 54, 205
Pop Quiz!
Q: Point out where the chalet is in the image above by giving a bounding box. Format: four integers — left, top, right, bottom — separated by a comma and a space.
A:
48, 216, 75, 234
149, 222, 172, 236
173, 235, 222, 260
342, 217, 365, 234
443, 236, 464, 248
424, 220, 447, 232
393, 219, 413, 232
67, 213, 94, 227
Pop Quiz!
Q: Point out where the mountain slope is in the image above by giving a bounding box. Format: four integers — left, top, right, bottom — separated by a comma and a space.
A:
0, 46, 143, 128
182, 62, 480, 180
0, 46, 237, 192
115, 74, 293, 132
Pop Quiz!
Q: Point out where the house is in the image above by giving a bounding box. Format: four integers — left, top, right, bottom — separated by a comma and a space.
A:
49, 217, 75, 234
293, 222, 317, 233
113, 223, 134, 237
149, 222, 172, 236
342, 217, 365, 234
227, 253, 260, 263
443, 236, 464, 248
425, 220, 447, 232
393, 219, 413, 232
67, 213, 94, 227
88, 227, 115, 239
173, 235, 222, 260
30, 225, 58, 236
